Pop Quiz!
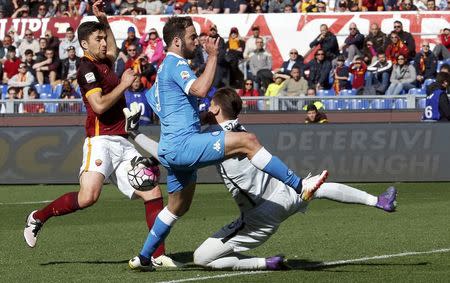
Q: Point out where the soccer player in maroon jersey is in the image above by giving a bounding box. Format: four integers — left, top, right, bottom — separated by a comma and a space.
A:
23, 0, 180, 267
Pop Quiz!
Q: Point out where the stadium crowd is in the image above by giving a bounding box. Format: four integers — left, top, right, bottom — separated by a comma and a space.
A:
0, 1, 449, 116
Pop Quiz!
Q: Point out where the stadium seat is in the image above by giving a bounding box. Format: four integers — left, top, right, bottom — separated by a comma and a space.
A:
422, 79, 435, 91
339, 89, 357, 96
0, 85, 7, 100
317, 89, 335, 96
393, 99, 407, 109
437, 60, 444, 72
418, 98, 426, 109
75, 86, 82, 98
52, 84, 63, 99
322, 99, 336, 110
409, 88, 425, 95
35, 84, 52, 96
371, 99, 392, 109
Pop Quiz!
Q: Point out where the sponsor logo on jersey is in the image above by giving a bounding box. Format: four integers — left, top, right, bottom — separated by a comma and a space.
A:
180, 71, 190, 80
213, 139, 221, 152
95, 159, 102, 166
176, 60, 188, 66
211, 131, 221, 136
85, 72, 96, 83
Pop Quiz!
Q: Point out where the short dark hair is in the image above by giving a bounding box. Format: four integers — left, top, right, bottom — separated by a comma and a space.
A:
7, 46, 16, 53
77, 21, 106, 49
24, 49, 34, 56
212, 87, 242, 120
440, 63, 450, 72
162, 17, 194, 47
436, 72, 450, 85
394, 20, 403, 26
66, 27, 74, 32
306, 104, 318, 112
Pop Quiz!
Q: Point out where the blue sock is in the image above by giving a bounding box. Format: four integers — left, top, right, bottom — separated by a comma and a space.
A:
263, 156, 301, 190
140, 216, 172, 260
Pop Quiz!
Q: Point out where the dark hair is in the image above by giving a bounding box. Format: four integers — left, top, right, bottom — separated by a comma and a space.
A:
66, 27, 74, 32
28, 87, 39, 98
24, 49, 34, 56
162, 17, 194, 47
440, 63, 450, 72
394, 20, 403, 26
306, 104, 318, 112
212, 87, 242, 120
436, 72, 450, 85
77, 21, 106, 49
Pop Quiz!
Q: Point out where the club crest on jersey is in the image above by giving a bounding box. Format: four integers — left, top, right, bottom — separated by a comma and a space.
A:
95, 159, 102, 166
180, 71, 190, 80
176, 60, 188, 66
85, 72, 96, 83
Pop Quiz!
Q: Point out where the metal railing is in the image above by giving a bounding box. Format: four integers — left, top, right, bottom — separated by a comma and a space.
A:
0, 95, 429, 114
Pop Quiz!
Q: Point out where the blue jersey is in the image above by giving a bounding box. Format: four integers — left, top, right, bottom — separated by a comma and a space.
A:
124, 88, 153, 125
146, 52, 199, 154
423, 89, 443, 121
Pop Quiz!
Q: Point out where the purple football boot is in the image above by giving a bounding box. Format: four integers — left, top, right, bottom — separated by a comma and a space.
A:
376, 186, 397, 212
265, 255, 289, 270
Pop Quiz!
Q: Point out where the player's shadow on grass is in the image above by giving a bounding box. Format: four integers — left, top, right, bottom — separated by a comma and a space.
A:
40, 259, 129, 266
287, 259, 429, 271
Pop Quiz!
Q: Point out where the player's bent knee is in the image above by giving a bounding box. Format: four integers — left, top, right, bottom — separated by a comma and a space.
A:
194, 238, 230, 267
77, 192, 99, 208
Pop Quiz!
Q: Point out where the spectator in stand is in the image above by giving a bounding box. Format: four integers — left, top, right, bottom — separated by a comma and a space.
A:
306, 49, 332, 90
342, 23, 365, 64
225, 27, 245, 88
7, 62, 35, 98
386, 31, 409, 64
433, 28, 450, 60
300, 0, 319, 12
332, 55, 350, 94
386, 55, 416, 95
59, 27, 83, 60
44, 30, 61, 56
198, 0, 222, 13
243, 25, 263, 59
3, 46, 22, 84
187, 4, 199, 13
172, 2, 185, 14
35, 37, 48, 62
66, 0, 89, 16
366, 53, 393, 95
23, 87, 45, 114
209, 24, 228, 87
284, 4, 294, 12
136, 55, 157, 88
361, 0, 384, 10
18, 29, 40, 58
254, 4, 263, 12
268, 0, 290, 12
349, 56, 367, 92
33, 48, 61, 86
307, 87, 316, 96
336, 0, 350, 11
414, 41, 437, 87
224, 0, 247, 12
310, 24, 339, 61
124, 76, 153, 125
11, 3, 30, 18
305, 103, 328, 124
399, 0, 418, 10
276, 49, 304, 76
124, 43, 142, 71
140, 28, 164, 68
37, 3, 50, 18
137, 0, 164, 14
58, 80, 81, 113
238, 79, 260, 109
265, 73, 289, 99
0, 35, 16, 64
249, 37, 273, 92
426, 0, 438, 10
191, 32, 209, 76
423, 72, 450, 121
362, 40, 377, 65
61, 46, 81, 85
392, 21, 416, 58
364, 23, 388, 56
23, 49, 36, 77
279, 66, 309, 110
441, 63, 450, 73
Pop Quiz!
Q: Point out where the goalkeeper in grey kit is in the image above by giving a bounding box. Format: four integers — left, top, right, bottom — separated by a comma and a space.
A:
123, 87, 398, 271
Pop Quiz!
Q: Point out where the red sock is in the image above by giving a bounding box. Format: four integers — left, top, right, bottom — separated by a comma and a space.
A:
34, 192, 80, 223
145, 197, 165, 257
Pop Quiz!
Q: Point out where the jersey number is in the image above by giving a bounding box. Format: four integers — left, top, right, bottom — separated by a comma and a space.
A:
424, 105, 433, 119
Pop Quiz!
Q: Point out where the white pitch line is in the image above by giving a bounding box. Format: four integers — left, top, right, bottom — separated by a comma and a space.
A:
157, 247, 450, 283
0, 200, 52, 205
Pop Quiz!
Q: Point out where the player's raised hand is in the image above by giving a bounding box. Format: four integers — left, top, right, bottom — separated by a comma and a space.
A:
121, 68, 137, 87
205, 37, 219, 57
92, 0, 106, 20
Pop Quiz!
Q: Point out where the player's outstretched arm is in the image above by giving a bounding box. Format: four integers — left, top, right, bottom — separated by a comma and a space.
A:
123, 102, 160, 160
189, 37, 219, 98
92, 0, 118, 62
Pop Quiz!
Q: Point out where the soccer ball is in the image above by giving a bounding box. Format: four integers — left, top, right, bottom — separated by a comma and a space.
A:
127, 162, 160, 191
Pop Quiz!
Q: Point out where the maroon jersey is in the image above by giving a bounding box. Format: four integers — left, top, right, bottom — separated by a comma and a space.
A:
77, 55, 127, 137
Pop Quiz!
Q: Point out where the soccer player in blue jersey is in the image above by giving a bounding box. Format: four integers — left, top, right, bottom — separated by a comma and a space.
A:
124, 76, 153, 125
127, 17, 328, 271
423, 72, 450, 121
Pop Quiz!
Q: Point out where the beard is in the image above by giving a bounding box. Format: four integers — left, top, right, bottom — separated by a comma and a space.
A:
181, 41, 195, 59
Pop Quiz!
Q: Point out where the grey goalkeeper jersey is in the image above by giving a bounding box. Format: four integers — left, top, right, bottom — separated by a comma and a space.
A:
204, 119, 286, 213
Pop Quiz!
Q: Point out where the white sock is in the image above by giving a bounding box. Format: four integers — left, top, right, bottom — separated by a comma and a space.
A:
135, 133, 159, 161
207, 257, 266, 271
158, 207, 179, 226
314, 182, 378, 206
250, 147, 272, 170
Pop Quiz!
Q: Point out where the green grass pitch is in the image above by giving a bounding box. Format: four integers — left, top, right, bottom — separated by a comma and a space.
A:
1, 183, 450, 282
